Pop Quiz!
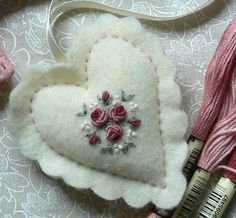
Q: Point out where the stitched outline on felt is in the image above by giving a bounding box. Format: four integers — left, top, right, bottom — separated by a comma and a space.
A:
29, 35, 167, 188
85, 34, 166, 177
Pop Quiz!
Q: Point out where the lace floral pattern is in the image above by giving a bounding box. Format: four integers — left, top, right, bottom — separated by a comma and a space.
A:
0, 0, 236, 217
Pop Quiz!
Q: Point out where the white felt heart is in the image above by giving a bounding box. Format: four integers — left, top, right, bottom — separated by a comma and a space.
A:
8, 14, 188, 209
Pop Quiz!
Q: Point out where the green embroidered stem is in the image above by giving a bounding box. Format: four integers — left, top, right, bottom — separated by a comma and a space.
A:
120, 90, 135, 102
122, 142, 136, 154
100, 142, 136, 155
76, 103, 87, 117
97, 95, 113, 106
85, 131, 96, 138
97, 96, 102, 104
100, 145, 113, 155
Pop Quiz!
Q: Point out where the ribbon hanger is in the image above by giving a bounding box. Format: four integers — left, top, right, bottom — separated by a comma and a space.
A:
47, 0, 217, 62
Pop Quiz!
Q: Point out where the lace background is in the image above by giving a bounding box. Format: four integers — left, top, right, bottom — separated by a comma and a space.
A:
0, 0, 235, 217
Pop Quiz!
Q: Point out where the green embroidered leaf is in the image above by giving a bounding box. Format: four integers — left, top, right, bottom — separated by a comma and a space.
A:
97, 96, 102, 103
128, 143, 136, 148
76, 103, 87, 117
108, 147, 113, 155
100, 148, 108, 154
105, 96, 113, 106
97, 136, 101, 144
122, 146, 129, 154
126, 94, 135, 101
82, 103, 87, 115
104, 120, 115, 128
121, 90, 126, 101
85, 131, 96, 138
98, 95, 113, 106
129, 125, 137, 130
120, 90, 135, 102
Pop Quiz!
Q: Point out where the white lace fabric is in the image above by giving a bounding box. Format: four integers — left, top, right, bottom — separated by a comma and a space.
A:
0, 0, 236, 217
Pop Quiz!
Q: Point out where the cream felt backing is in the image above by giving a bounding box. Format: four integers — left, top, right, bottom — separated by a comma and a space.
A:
8, 14, 188, 209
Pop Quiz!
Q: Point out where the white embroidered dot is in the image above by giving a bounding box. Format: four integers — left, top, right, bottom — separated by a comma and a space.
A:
89, 102, 98, 109
130, 103, 138, 112
80, 124, 85, 130
114, 95, 120, 100
130, 101, 134, 106
127, 129, 137, 138
118, 144, 124, 149
89, 104, 94, 109
114, 143, 118, 149
127, 129, 132, 134
81, 121, 90, 131
112, 99, 121, 105
114, 148, 120, 154
84, 124, 90, 130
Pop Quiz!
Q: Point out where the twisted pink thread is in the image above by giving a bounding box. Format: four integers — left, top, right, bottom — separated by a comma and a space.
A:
192, 17, 236, 142
147, 16, 236, 218
149, 15, 236, 218
197, 17, 236, 172
223, 148, 236, 183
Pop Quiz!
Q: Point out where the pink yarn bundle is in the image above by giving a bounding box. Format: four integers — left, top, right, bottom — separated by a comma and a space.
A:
198, 17, 236, 171
223, 148, 236, 182
148, 16, 236, 218
192, 17, 236, 142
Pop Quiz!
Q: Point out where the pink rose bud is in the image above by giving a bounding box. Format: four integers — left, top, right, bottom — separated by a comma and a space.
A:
102, 91, 110, 102
129, 118, 141, 127
0, 50, 14, 87
89, 134, 98, 144
91, 107, 108, 127
108, 104, 127, 122
106, 124, 123, 141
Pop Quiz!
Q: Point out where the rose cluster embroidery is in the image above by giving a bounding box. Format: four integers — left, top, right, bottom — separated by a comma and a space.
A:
76, 90, 141, 155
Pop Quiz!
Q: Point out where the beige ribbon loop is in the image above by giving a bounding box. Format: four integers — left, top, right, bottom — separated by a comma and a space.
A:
47, 0, 217, 62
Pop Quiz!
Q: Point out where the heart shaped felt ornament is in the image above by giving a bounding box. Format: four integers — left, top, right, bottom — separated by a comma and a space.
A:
8, 14, 188, 209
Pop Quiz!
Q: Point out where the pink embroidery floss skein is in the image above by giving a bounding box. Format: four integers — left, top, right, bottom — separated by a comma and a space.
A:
172, 17, 236, 218
196, 14, 236, 185
183, 16, 236, 180
198, 148, 236, 218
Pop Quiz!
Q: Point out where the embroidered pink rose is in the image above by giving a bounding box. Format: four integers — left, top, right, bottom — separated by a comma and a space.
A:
102, 91, 110, 102
108, 104, 127, 122
78, 90, 142, 154
129, 118, 141, 127
106, 124, 123, 141
91, 107, 108, 127
89, 134, 98, 144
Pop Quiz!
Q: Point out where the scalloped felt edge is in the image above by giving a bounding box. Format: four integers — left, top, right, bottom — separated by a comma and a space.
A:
8, 14, 188, 209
